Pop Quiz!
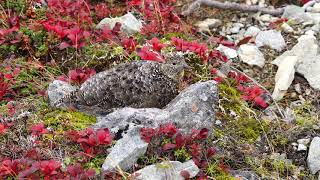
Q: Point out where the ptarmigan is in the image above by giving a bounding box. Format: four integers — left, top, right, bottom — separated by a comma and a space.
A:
55, 54, 189, 114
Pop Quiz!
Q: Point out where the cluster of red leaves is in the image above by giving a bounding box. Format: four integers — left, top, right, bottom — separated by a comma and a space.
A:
57, 67, 96, 85
0, 158, 95, 179
128, 0, 182, 35
268, 18, 289, 29
228, 71, 268, 108
30, 123, 49, 136
67, 127, 113, 154
140, 123, 218, 179
0, 66, 20, 102
0, 12, 25, 46
172, 37, 229, 64
135, 37, 166, 62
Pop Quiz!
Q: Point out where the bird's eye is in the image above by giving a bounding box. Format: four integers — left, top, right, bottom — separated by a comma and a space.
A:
172, 63, 176, 65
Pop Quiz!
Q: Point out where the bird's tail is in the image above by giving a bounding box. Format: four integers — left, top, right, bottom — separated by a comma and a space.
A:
52, 89, 79, 108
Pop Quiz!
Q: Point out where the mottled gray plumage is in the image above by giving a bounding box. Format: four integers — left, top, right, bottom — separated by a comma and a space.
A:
58, 55, 189, 114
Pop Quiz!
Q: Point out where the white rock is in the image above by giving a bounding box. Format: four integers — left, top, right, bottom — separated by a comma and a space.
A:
298, 138, 311, 145
307, 137, 320, 174
238, 44, 265, 67
230, 26, 241, 34
311, 3, 320, 13
282, 5, 313, 24
297, 144, 308, 151
132, 160, 199, 180
195, 18, 222, 32
281, 23, 294, 33
272, 56, 299, 101
255, 30, 286, 52
244, 26, 261, 37
96, 12, 143, 35
217, 44, 238, 59
258, 14, 270, 22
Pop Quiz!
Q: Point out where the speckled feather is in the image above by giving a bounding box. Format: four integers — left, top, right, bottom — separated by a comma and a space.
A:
64, 55, 189, 113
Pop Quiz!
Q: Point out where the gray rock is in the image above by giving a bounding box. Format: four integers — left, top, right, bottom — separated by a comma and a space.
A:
244, 26, 261, 37
47, 80, 77, 108
217, 44, 238, 59
238, 44, 265, 67
93, 81, 218, 134
230, 26, 241, 34
296, 56, 320, 90
307, 137, 320, 174
282, 5, 312, 23
297, 144, 307, 151
195, 18, 222, 32
255, 30, 286, 51
102, 127, 148, 172
231, 170, 261, 180
132, 160, 199, 180
96, 12, 142, 35
306, 12, 320, 24
273, 34, 318, 66
311, 3, 320, 13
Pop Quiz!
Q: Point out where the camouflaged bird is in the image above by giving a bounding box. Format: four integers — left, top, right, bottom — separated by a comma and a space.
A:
55, 54, 189, 114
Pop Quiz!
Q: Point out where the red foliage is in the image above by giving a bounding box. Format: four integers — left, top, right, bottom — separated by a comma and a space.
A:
122, 37, 137, 54
31, 123, 49, 136
269, 18, 289, 29
58, 67, 96, 85
94, 3, 111, 19
137, 46, 165, 62
148, 37, 166, 52
171, 37, 209, 63
67, 127, 113, 154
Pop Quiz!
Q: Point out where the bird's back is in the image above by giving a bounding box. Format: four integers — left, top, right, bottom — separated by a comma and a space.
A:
77, 61, 179, 110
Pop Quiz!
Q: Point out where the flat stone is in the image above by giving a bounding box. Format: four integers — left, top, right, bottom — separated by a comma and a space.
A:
282, 5, 313, 23
195, 18, 222, 32
131, 160, 199, 180
102, 127, 148, 172
244, 26, 261, 37
255, 30, 286, 52
96, 12, 142, 35
307, 137, 320, 174
272, 56, 298, 101
217, 44, 238, 59
47, 80, 77, 108
93, 81, 218, 134
231, 170, 261, 180
238, 44, 265, 67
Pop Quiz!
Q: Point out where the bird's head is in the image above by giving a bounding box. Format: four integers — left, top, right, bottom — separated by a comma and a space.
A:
160, 53, 190, 80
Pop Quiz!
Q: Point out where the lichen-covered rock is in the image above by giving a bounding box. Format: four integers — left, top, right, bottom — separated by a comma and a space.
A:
93, 81, 218, 134
102, 127, 148, 172
131, 160, 199, 180
47, 80, 77, 108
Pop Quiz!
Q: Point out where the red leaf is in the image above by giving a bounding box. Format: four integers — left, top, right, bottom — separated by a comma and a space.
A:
162, 143, 176, 151
180, 170, 190, 179
59, 42, 70, 49
96, 128, 112, 145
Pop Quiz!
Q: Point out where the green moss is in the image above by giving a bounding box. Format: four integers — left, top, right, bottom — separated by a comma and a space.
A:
84, 155, 105, 174
43, 110, 96, 133
206, 160, 236, 180
294, 102, 318, 128
174, 147, 192, 162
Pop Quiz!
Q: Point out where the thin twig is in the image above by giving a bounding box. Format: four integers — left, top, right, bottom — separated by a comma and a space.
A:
181, 0, 284, 16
